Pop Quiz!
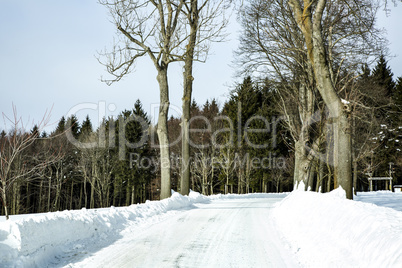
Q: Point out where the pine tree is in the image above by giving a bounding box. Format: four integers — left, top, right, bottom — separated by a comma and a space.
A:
66, 115, 80, 139
393, 77, 402, 117
40, 131, 48, 138
372, 55, 396, 97
209, 99, 219, 118
31, 125, 40, 137
55, 116, 66, 134
112, 100, 155, 204
190, 99, 200, 117
80, 115, 93, 140
369, 57, 399, 180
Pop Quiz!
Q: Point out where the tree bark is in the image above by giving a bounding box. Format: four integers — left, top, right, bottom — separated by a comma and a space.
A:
157, 68, 172, 200
1, 186, 9, 220
180, 68, 192, 195
307, 160, 316, 191
180, 0, 198, 196
319, 158, 325, 192
293, 140, 309, 189
48, 175, 52, 211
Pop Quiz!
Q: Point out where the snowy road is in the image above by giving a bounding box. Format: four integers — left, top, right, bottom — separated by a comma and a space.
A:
61, 197, 299, 268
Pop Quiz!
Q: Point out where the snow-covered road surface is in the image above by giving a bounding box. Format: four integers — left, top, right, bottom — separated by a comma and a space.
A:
61, 197, 299, 268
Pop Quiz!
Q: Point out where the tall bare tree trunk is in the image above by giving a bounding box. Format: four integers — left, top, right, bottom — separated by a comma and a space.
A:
181, 72, 192, 195
210, 159, 214, 195
70, 179, 74, 210
1, 186, 9, 220
307, 160, 316, 190
352, 115, 358, 195
90, 180, 95, 209
78, 184, 83, 209
314, 16, 352, 198
319, 159, 325, 192
48, 176, 52, 211
180, 0, 198, 196
131, 185, 135, 204
84, 175, 88, 208
290, 0, 353, 199
26, 183, 30, 212
38, 179, 43, 212
14, 181, 20, 215
334, 115, 352, 197
157, 68, 172, 200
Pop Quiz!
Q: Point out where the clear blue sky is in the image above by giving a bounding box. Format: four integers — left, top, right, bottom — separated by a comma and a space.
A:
1, 1, 401, 133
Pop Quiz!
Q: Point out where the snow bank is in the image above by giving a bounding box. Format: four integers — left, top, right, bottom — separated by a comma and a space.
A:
273, 187, 402, 267
355, 191, 402, 212
0, 191, 208, 267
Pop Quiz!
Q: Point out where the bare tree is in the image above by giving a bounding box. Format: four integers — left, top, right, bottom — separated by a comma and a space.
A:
218, 143, 236, 194
78, 132, 114, 208
191, 149, 213, 194
99, 0, 186, 199
237, 0, 326, 189
238, 0, 385, 198
0, 106, 62, 219
287, 0, 385, 199
179, 0, 229, 195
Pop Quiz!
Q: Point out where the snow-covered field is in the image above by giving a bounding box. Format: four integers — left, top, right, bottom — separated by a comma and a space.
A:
0, 189, 401, 267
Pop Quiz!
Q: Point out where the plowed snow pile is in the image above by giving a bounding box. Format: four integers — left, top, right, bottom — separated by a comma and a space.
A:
273, 186, 402, 267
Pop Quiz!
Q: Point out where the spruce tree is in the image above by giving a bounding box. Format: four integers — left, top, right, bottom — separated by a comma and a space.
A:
40, 131, 48, 138
393, 77, 402, 116
372, 55, 396, 97
112, 100, 155, 204
369, 56, 399, 179
31, 125, 40, 137
66, 115, 80, 139
55, 116, 66, 134
80, 115, 93, 140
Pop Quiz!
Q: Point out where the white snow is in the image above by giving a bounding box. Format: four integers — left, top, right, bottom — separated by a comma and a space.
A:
273, 186, 402, 267
0, 188, 402, 267
65, 193, 297, 268
0, 191, 213, 267
355, 191, 402, 212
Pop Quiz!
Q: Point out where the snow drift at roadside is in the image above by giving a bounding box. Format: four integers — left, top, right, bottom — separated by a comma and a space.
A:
273, 187, 402, 267
0, 191, 204, 267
